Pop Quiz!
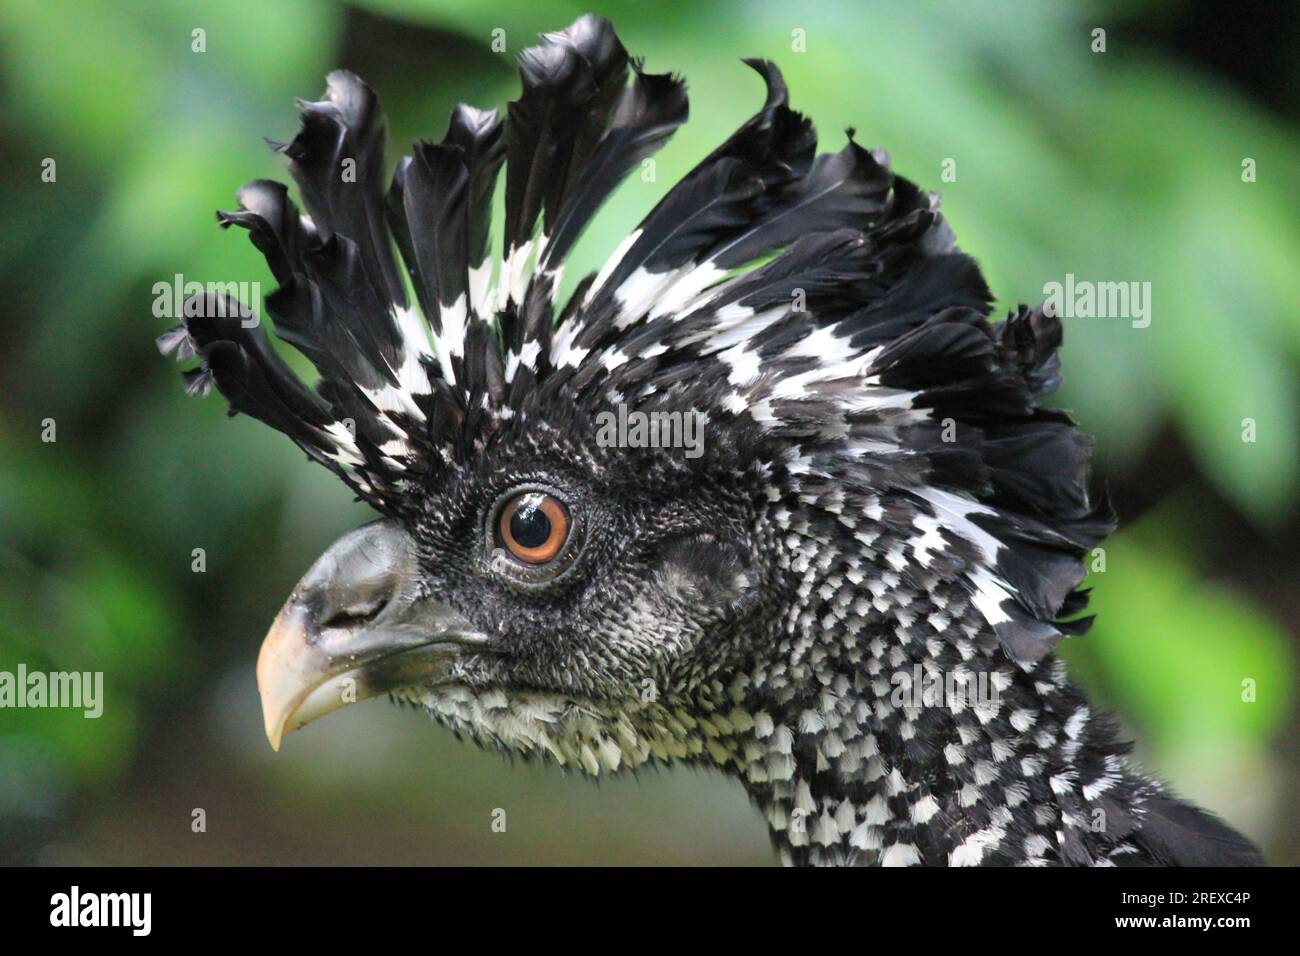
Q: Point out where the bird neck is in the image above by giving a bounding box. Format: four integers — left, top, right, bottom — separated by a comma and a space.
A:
721, 591, 1141, 865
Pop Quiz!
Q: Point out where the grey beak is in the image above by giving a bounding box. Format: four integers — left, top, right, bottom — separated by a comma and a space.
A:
256, 519, 491, 750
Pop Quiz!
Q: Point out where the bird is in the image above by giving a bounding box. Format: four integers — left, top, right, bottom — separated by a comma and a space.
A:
158, 14, 1264, 866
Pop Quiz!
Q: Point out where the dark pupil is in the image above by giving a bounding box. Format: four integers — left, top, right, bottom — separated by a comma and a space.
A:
509, 500, 551, 549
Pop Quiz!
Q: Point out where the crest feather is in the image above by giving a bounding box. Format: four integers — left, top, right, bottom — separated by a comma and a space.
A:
160, 15, 1111, 658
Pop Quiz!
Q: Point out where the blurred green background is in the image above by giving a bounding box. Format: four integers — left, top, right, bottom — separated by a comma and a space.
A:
1, 0, 1296, 865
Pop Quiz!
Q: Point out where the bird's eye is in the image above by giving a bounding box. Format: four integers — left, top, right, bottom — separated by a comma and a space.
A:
497, 492, 570, 565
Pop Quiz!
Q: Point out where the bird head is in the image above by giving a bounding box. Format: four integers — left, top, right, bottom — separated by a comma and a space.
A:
160, 15, 1108, 784
255, 398, 778, 766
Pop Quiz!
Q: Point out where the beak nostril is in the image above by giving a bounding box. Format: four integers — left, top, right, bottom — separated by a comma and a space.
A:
319, 599, 387, 630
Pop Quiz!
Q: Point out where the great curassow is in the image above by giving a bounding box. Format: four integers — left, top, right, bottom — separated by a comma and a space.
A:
158, 14, 1263, 866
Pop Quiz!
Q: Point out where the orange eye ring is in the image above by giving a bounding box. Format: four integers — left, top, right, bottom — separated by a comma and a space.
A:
498, 492, 570, 565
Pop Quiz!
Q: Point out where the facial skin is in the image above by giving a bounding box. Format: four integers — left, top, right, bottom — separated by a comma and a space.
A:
258, 400, 776, 763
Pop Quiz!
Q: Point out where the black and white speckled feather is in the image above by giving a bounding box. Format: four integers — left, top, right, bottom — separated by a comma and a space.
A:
159, 15, 1262, 867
